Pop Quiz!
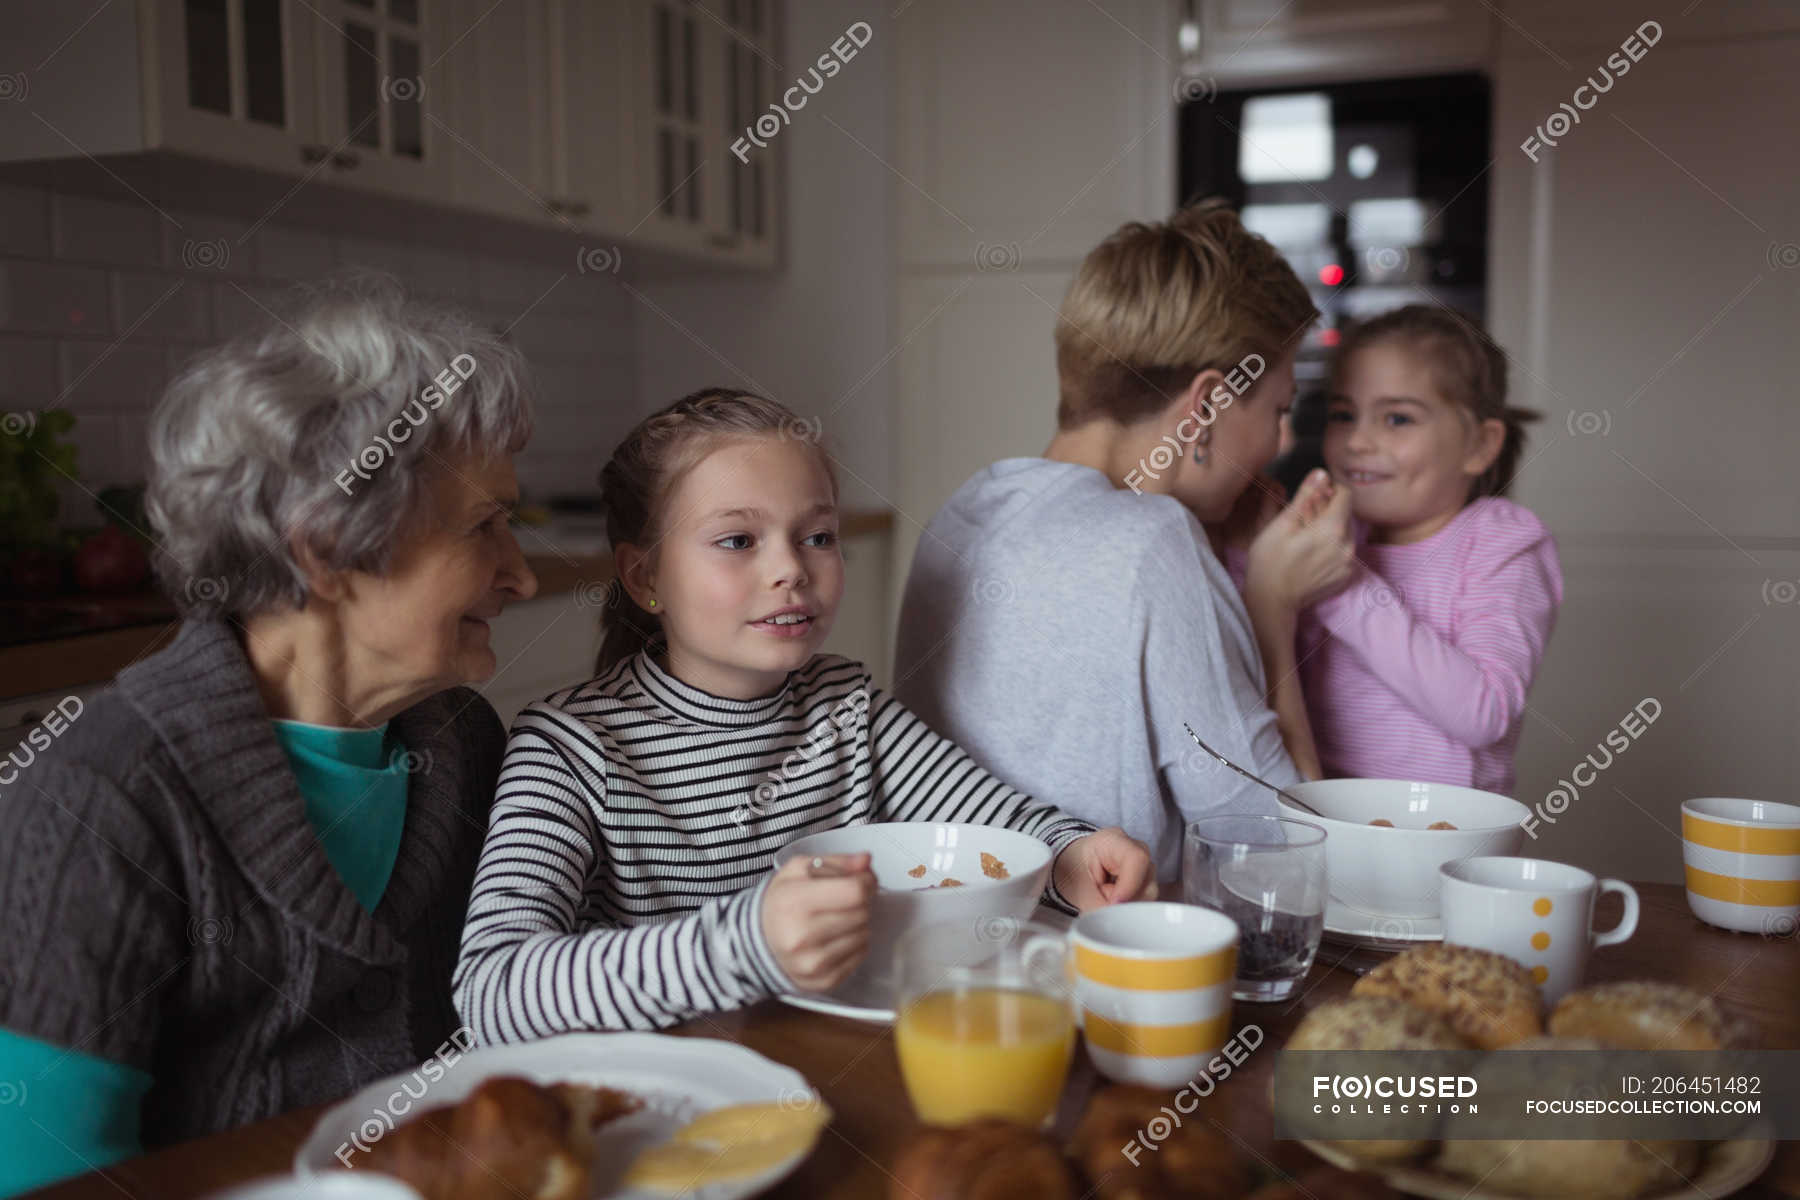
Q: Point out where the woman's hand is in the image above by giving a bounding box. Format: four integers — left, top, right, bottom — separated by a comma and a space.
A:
1244, 469, 1356, 613
1052, 828, 1155, 910
760, 852, 877, 992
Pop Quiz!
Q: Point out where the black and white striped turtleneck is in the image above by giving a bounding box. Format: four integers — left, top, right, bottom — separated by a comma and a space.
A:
453, 651, 1095, 1037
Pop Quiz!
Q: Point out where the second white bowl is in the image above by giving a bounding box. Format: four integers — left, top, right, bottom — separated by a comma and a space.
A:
1278, 779, 1529, 918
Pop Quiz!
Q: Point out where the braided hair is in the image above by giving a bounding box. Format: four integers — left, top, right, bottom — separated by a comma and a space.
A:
594, 388, 836, 673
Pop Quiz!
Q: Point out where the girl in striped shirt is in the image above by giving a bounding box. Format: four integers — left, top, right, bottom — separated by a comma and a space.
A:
454, 389, 1152, 1038
1296, 305, 1564, 795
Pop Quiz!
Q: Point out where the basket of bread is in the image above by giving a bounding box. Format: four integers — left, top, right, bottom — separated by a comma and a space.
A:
1278, 943, 1772, 1199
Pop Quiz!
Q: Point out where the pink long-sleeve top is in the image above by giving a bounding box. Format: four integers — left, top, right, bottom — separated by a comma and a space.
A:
1297, 496, 1564, 794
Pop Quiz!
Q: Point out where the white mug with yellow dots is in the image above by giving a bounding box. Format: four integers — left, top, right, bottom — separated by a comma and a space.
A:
1437, 857, 1639, 1007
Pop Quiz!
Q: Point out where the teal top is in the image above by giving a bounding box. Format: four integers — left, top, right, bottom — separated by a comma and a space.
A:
269, 717, 411, 914
0, 719, 410, 1195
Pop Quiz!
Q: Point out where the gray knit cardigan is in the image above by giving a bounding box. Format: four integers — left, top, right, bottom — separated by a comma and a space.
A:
0, 619, 505, 1148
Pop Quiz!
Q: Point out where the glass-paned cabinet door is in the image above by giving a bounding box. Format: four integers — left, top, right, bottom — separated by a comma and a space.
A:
153, 0, 323, 174
639, 0, 706, 237
717, 0, 777, 258
310, 0, 451, 199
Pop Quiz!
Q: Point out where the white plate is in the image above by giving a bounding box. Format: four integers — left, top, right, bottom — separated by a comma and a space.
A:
296, 1033, 819, 1200
779, 988, 896, 1024
1301, 1133, 1775, 1199
1323, 898, 1443, 948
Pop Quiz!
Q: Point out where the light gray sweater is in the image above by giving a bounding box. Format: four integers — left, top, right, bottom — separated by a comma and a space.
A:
894, 458, 1293, 881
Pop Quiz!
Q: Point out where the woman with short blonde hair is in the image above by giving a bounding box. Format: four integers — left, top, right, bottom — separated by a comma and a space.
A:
897, 199, 1352, 880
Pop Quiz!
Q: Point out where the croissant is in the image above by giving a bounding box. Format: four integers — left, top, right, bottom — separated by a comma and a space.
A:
889, 1119, 1079, 1200
346, 1075, 640, 1200
1067, 1086, 1250, 1200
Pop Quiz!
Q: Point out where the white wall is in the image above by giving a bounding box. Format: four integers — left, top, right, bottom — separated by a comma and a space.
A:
1488, 12, 1800, 883
890, 0, 1177, 641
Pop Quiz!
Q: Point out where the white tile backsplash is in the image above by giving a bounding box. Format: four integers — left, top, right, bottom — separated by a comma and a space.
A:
0, 336, 58, 406
113, 273, 210, 342
56, 341, 167, 413
0, 260, 112, 334
2, 176, 637, 528
0, 186, 51, 257
254, 225, 336, 280
53, 193, 166, 267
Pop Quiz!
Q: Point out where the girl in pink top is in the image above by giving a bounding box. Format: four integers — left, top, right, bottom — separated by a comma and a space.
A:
1300, 305, 1563, 795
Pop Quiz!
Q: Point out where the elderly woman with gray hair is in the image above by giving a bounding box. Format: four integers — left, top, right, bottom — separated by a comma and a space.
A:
0, 280, 538, 1193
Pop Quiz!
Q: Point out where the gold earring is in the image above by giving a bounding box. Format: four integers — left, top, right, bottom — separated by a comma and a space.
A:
648, 598, 658, 609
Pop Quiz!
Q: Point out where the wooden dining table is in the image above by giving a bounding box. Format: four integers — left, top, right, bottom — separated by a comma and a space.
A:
35, 883, 1800, 1199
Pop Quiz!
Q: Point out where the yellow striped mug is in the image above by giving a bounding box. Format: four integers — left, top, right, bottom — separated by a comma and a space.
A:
1681, 797, 1800, 935
1070, 902, 1238, 1087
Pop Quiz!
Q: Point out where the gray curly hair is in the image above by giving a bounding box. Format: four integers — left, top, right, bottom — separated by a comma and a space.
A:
147, 276, 534, 619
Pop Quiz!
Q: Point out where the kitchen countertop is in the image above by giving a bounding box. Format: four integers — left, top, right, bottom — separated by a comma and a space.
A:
0, 510, 895, 704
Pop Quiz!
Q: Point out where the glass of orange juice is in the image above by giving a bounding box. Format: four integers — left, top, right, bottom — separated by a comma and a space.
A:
893, 919, 1076, 1127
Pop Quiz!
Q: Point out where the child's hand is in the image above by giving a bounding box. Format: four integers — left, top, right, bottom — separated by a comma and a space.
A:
760, 852, 877, 992
1244, 470, 1356, 611
1052, 828, 1154, 910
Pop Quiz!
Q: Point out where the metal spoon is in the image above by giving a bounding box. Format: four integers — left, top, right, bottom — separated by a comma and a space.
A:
1182, 722, 1326, 818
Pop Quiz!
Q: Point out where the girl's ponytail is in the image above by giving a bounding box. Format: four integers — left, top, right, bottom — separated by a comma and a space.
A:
593, 387, 837, 675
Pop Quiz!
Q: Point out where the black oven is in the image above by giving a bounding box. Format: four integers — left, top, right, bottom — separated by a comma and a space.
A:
1178, 72, 1492, 492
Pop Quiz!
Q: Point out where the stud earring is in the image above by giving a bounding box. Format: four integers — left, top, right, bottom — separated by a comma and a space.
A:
647, 598, 658, 609
1193, 436, 1210, 466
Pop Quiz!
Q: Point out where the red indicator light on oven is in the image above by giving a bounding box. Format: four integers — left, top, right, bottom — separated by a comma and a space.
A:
1319, 264, 1345, 286
1320, 328, 1341, 347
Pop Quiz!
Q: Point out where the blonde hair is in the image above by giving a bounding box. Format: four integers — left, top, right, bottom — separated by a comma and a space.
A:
1331, 305, 1541, 500
595, 388, 838, 673
1053, 198, 1319, 429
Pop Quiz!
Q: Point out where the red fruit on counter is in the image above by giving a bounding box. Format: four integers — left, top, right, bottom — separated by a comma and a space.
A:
73, 525, 151, 593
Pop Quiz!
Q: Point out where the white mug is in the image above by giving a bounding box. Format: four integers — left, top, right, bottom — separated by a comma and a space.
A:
1438, 857, 1638, 1007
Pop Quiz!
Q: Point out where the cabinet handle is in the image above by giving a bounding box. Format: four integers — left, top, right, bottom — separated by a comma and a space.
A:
564, 199, 591, 217
332, 151, 361, 170
300, 143, 330, 164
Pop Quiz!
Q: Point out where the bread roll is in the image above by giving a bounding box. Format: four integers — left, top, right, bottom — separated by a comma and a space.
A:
1352, 943, 1542, 1049
1437, 1035, 1699, 1199
1067, 1085, 1250, 1200
889, 1120, 1078, 1200
1548, 980, 1756, 1050
1283, 995, 1469, 1163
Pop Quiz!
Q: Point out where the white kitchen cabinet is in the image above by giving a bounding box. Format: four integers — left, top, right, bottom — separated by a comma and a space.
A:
147, 0, 324, 175
628, 0, 779, 267
307, 0, 454, 201
0, 0, 451, 196
0, 0, 777, 269
547, 1, 638, 233
1182, 0, 1494, 87
438, 0, 555, 223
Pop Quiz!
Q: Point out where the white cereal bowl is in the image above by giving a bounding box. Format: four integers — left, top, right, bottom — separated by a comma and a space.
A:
1278, 779, 1530, 919
776, 822, 1053, 1009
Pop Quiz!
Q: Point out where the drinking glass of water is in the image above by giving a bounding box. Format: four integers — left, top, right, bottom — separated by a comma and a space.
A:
1182, 815, 1327, 1002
